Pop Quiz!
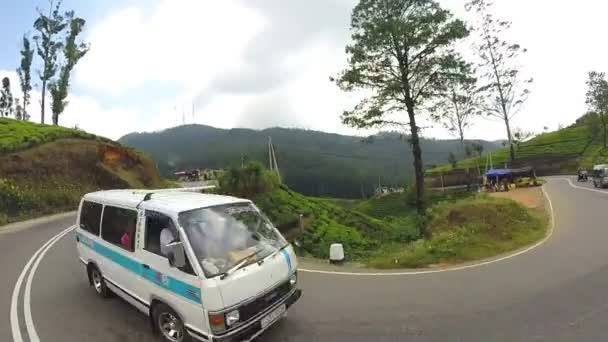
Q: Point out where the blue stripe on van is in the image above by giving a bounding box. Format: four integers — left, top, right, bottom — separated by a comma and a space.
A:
280, 249, 292, 271
77, 232, 202, 304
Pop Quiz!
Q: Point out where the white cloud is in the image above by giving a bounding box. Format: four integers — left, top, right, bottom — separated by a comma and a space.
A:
0, 70, 138, 140
75, 0, 265, 95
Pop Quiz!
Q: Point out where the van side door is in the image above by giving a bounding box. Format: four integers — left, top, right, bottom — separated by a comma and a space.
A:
137, 211, 206, 335
96, 205, 147, 310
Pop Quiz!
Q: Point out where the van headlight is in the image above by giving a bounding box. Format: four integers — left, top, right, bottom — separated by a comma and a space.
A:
225, 309, 240, 327
289, 272, 297, 286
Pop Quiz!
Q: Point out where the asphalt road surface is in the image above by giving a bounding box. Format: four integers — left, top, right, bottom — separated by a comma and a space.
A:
3, 177, 608, 341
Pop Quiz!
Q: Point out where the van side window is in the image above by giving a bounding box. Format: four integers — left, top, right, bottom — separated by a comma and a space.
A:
145, 211, 177, 257
101, 206, 137, 252
79, 201, 102, 236
144, 211, 195, 275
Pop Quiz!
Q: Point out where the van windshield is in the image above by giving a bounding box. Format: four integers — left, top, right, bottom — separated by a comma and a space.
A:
178, 202, 288, 278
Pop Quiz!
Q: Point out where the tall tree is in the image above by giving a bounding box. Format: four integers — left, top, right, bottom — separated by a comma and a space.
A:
34, 0, 67, 124
466, 0, 532, 162
585, 71, 608, 148
334, 0, 468, 233
17, 35, 34, 121
50, 12, 89, 125
430, 62, 479, 150
0, 77, 14, 117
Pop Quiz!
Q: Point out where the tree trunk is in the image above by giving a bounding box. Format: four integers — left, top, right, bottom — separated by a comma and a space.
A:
602, 114, 607, 149
40, 81, 46, 124
505, 116, 515, 163
52, 112, 58, 125
406, 104, 427, 237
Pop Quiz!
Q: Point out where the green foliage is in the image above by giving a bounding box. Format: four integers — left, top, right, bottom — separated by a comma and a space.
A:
448, 152, 457, 168
17, 35, 34, 121
335, 0, 470, 223
50, 13, 89, 125
34, 0, 67, 124
367, 196, 547, 268
119, 125, 502, 199
218, 161, 279, 199
429, 125, 592, 174
0, 117, 96, 154
585, 71, 608, 147
0, 77, 14, 117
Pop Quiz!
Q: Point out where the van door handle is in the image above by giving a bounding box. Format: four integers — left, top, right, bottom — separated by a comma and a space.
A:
142, 264, 150, 269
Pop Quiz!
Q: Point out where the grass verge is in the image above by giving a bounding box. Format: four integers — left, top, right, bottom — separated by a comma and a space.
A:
366, 195, 548, 268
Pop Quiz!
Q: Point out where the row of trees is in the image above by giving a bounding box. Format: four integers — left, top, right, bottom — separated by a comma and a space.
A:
334, 0, 532, 235
0, 0, 88, 125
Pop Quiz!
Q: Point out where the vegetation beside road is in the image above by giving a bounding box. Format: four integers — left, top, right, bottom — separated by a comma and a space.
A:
221, 163, 549, 268
0, 119, 164, 225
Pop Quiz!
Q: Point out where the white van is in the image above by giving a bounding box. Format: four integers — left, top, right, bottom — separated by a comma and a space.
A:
75, 189, 301, 342
592, 164, 608, 188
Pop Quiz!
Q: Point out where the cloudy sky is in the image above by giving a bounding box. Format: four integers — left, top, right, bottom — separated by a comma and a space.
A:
1, 0, 607, 140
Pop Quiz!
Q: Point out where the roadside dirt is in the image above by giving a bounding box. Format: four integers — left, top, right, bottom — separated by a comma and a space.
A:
490, 186, 544, 211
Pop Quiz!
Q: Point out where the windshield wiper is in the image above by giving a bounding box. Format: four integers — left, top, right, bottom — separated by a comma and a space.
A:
259, 243, 289, 265
219, 251, 257, 280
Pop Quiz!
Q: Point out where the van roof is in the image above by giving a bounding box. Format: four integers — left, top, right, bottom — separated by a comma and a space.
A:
82, 190, 249, 215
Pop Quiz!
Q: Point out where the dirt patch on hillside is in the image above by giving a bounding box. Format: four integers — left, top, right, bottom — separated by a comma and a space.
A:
490, 187, 544, 211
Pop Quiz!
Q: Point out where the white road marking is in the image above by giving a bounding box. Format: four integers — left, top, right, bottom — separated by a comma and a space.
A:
298, 185, 556, 276
24, 226, 75, 342
564, 178, 608, 194
10, 225, 74, 342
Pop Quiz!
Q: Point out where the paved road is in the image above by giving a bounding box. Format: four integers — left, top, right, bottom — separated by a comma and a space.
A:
3, 177, 608, 341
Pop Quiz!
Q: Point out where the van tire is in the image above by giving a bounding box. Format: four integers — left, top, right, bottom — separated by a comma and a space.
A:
88, 265, 111, 298
152, 303, 191, 342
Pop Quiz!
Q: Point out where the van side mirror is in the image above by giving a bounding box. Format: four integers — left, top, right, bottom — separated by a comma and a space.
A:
166, 241, 186, 268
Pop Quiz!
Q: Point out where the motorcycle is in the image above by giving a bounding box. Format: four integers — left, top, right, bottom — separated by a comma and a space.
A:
578, 171, 588, 182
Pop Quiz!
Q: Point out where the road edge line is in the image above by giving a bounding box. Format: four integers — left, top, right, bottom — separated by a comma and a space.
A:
10, 225, 74, 342
23, 226, 75, 342
298, 185, 556, 276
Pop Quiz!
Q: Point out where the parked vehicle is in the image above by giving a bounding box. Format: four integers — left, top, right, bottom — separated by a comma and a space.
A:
592, 164, 608, 188
75, 189, 301, 342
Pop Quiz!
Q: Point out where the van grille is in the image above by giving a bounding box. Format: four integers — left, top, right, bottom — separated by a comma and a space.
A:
238, 280, 292, 323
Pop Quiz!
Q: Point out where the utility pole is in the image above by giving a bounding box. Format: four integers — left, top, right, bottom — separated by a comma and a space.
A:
268, 136, 282, 183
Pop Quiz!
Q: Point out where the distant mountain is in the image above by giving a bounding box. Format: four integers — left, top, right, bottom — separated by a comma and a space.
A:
119, 125, 502, 198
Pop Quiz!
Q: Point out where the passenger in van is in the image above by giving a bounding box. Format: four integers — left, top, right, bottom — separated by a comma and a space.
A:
160, 227, 176, 256
120, 221, 136, 251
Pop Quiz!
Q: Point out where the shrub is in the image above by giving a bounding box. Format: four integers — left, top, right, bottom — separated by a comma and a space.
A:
218, 161, 279, 198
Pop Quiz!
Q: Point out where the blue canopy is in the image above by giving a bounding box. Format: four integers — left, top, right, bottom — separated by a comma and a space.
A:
485, 169, 512, 177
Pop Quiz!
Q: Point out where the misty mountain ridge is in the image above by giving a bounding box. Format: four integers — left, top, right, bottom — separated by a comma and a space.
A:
119, 124, 502, 198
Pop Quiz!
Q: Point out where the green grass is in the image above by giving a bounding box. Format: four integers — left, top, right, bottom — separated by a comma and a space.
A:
0, 117, 104, 154
0, 119, 163, 226
428, 125, 593, 174
254, 185, 420, 260
367, 196, 547, 268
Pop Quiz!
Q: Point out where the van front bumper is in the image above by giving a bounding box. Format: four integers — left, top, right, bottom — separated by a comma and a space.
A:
210, 288, 302, 342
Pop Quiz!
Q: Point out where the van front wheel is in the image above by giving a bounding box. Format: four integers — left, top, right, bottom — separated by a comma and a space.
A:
153, 303, 190, 342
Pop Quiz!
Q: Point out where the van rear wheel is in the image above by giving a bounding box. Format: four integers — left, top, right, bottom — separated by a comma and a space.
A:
153, 303, 191, 342
88, 266, 111, 298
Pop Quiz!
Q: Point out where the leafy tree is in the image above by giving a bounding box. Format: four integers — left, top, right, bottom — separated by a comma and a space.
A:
466, 0, 533, 162
0, 77, 14, 117
333, 0, 469, 231
15, 100, 24, 120
585, 71, 608, 148
471, 142, 484, 157
50, 12, 89, 125
17, 36, 34, 121
512, 128, 534, 151
448, 152, 457, 168
34, 0, 67, 124
430, 62, 479, 151
219, 161, 278, 199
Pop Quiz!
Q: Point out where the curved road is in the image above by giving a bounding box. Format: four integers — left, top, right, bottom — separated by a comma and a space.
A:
3, 177, 608, 341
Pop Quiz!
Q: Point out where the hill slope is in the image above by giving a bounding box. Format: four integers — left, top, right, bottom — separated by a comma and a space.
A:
0, 118, 164, 224
119, 125, 501, 198
427, 116, 603, 179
